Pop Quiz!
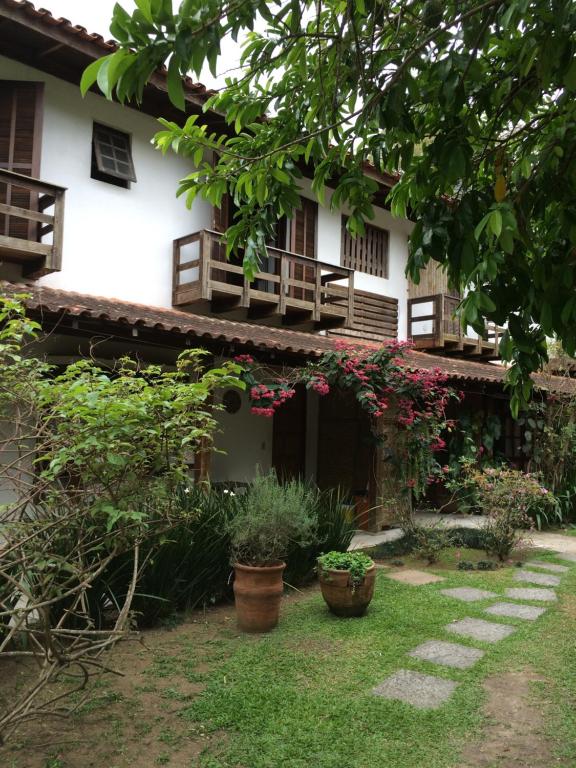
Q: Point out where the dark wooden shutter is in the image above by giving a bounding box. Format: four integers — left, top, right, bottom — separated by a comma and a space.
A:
341, 216, 389, 278
288, 197, 317, 301
0, 81, 43, 240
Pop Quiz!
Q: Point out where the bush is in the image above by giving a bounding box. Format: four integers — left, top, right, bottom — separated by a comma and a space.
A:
90, 486, 240, 626
411, 523, 451, 564
228, 472, 318, 566
284, 486, 355, 585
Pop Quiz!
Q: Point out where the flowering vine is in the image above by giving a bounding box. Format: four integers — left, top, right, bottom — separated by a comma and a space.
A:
234, 340, 461, 496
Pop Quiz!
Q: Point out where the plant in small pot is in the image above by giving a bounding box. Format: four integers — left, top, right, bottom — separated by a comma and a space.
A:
317, 551, 376, 617
228, 472, 317, 633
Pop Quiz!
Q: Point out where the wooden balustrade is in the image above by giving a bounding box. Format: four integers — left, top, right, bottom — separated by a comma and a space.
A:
173, 229, 355, 330
408, 293, 504, 359
0, 168, 66, 276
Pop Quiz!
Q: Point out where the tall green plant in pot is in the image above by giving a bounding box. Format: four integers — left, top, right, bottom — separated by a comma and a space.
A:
228, 472, 317, 632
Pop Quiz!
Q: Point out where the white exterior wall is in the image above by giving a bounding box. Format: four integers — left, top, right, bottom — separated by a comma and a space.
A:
0, 55, 212, 308
211, 390, 273, 484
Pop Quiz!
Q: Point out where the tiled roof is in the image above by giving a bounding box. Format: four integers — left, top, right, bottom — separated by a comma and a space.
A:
0, 0, 215, 103
2, 282, 574, 395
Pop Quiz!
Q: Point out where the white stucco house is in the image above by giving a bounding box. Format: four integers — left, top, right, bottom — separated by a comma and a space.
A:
2, 0, 555, 528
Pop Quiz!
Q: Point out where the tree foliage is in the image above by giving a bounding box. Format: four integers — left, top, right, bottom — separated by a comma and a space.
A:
84, 0, 576, 409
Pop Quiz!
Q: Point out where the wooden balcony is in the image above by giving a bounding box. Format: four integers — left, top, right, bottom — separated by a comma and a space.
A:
173, 229, 354, 330
408, 293, 503, 359
0, 169, 66, 277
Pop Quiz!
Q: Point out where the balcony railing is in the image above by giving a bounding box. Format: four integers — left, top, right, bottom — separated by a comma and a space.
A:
173, 229, 354, 330
408, 293, 503, 359
0, 169, 66, 277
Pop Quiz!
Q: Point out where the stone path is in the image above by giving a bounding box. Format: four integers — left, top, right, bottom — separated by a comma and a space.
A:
372, 669, 459, 709
446, 617, 516, 643
408, 640, 485, 669
524, 560, 569, 574
440, 587, 497, 602
385, 569, 445, 586
485, 602, 547, 621
505, 587, 557, 602
514, 570, 560, 587
372, 553, 573, 711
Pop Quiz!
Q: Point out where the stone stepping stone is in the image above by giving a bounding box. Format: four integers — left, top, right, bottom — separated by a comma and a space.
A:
440, 587, 497, 603
505, 587, 557, 602
386, 569, 445, 586
514, 570, 560, 587
408, 640, 485, 670
372, 669, 458, 709
446, 617, 516, 643
555, 553, 576, 563
485, 602, 547, 621
524, 561, 569, 574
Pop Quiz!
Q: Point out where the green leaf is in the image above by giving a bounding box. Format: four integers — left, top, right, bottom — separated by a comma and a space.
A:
167, 55, 185, 111
135, 0, 154, 24
80, 57, 108, 97
488, 210, 502, 238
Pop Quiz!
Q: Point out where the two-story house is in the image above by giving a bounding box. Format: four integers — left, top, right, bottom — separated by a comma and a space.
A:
1, 0, 572, 528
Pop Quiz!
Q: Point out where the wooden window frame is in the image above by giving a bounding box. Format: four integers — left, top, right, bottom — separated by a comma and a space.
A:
91, 123, 137, 186
341, 217, 389, 278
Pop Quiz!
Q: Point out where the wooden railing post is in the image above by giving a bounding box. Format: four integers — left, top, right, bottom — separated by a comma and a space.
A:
313, 262, 322, 322
347, 270, 355, 328
279, 252, 288, 315
50, 189, 65, 272
201, 231, 211, 301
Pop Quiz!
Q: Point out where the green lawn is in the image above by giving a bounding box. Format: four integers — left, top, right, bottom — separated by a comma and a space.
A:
179, 552, 576, 768
5, 549, 576, 768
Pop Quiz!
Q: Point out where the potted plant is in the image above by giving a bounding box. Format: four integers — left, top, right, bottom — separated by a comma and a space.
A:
317, 551, 376, 617
227, 472, 317, 632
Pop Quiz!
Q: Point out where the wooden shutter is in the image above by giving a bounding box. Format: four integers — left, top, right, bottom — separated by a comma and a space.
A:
288, 197, 317, 301
341, 217, 389, 278
0, 81, 44, 240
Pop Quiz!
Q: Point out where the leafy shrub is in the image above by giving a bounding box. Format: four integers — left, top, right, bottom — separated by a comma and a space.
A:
449, 466, 558, 559
411, 523, 450, 564
476, 560, 497, 571
449, 527, 487, 550
457, 561, 475, 571
284, 486, 355, 585
317, 551, 374, 589
228, 472, 318, 566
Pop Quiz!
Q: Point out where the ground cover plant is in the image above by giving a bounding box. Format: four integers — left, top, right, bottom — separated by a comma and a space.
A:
3, 547, 575, 767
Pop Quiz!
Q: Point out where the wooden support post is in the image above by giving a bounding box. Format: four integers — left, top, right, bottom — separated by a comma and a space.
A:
371, 409, 412, 531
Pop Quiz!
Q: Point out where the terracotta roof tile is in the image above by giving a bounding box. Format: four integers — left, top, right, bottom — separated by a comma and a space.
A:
2, 281, 574, 395
0, 0, 215, 101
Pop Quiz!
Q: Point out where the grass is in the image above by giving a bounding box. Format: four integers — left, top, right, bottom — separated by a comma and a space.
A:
4, 548, 576, 768
179, 551, 575, 767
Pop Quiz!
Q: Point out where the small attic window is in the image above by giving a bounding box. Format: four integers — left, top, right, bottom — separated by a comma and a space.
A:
91, 123, 136, 188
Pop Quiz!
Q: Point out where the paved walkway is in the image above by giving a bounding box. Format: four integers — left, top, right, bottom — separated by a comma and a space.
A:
371, 549, 574, 709
350, 513, 576, 555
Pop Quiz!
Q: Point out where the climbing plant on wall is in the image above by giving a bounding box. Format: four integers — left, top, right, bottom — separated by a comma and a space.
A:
235, 340, 460, 496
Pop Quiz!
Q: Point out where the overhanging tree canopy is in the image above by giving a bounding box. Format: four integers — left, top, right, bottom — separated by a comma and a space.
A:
82, 0, 576, 413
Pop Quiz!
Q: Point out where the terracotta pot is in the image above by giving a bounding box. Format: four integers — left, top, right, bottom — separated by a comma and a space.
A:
318, 564, 376, 617
233, 562, 286, 633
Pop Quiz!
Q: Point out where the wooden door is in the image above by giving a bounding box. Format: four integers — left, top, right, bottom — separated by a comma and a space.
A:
272, 385, 306, 481
0, 81, 44, 240
288, 197, 317, 302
